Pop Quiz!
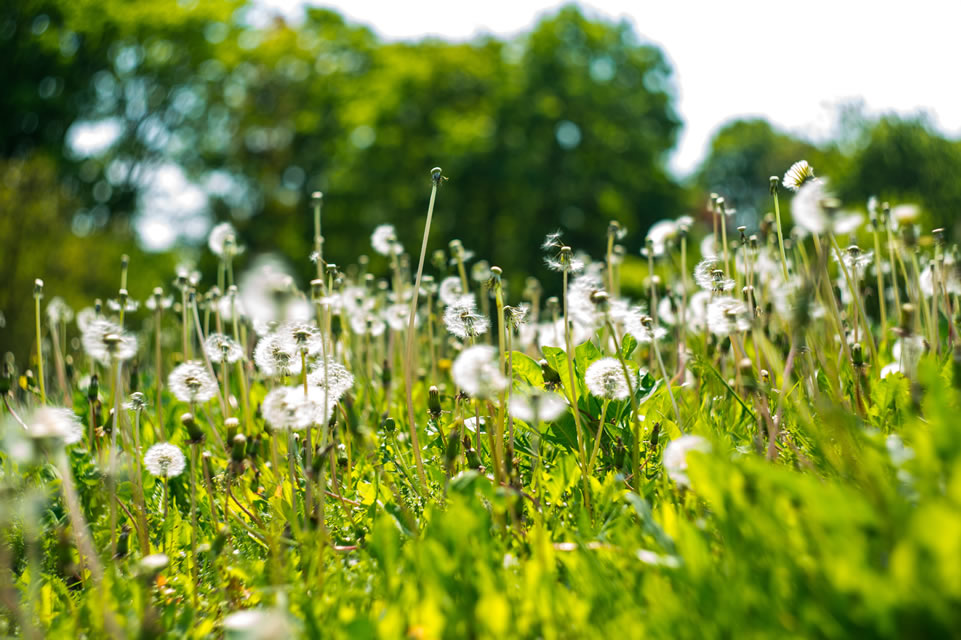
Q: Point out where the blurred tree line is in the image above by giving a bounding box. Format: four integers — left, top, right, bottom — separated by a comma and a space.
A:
2, 0, 961, 362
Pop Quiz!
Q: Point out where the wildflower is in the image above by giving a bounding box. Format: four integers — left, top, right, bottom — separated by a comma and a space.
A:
693, 258, 734, 292
208, 221, 244, 257
504, 304, 529, 332
239, 256, 312, 328
707, 297, 751, 335
204, 333, 244, 364
27, 407, 83, 445
663, 435, 711, 487
451, 345, 507, 399
584, 357, 630, 400
81, 319, 138, 364
890, 204, 921, 228
143, 443, 187, 478
371, 224, 402, 256
782, 160, 816, 192
348, 313, 386, 337
509, 391, 568, 423
307, 358, 355, 403
443, 296, 489, 340
262, 386, 331, 430
471, 260, 492, 284
253, 332, 301, 377
167, 361, 218, 404
46, 297, 74, 325
281, 322, 322, 355
834, 245, 873, 280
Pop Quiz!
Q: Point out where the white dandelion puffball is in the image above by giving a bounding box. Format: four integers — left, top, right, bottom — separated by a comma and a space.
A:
384, 303, 416, 332
782, 160, 816, 192
262, 386, 332, 430
644, 219, 678, 257
167, 361, 218, 404
707, 296, 751, 336
254, 332, 302, 377
144, 443, 187, 478
307, 358, 355, 403
28, 407, 83, 445
585, 357, 630, 400
443, 295, 489, 340
438, 276, 465, 306
223, 608, 291, 639
81, 318, 138, 364
46, 297, 74, 325
663, 435, 711, 487
208, 221, 242, 257
451, 345, 507, 399
205, 333, 244, 364
509, 391, 568, 424
371, 224, 402, 256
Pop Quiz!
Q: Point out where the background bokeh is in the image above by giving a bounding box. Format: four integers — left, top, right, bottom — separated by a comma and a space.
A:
3, 0, 961, 361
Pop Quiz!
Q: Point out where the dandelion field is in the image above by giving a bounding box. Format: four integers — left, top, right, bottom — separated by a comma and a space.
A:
3, 162, 961, 639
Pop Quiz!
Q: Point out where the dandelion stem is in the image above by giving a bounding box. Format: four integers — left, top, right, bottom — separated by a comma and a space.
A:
35, 289, 45, 405
403, 168, 442, 490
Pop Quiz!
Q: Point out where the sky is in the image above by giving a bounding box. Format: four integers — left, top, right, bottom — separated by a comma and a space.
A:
253, 0, 961, 176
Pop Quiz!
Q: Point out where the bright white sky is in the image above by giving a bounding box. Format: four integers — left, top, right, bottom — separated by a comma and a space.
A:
255, 0, 961, 176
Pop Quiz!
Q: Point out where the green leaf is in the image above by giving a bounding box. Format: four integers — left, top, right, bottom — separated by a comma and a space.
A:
621, 333, 638, 360
510, 351, 544, 388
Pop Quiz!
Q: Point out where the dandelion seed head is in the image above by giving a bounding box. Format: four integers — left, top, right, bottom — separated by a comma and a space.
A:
81, 319, 138, 364
443, 295, 489, 340
27, 407, 83, 445
782, 160, 816, 192
707, 296, 751, 335
438, 276, 465, 307
262, 386, 331, 431
205, 333, 244, 364
168, 361, 218, 404
584, 357, 630, 400
451, 345, 507, 399
307, 358, 354, 403
254, 332, 301, 377
371, 224, 402, 256
124, 392, 148, 412
46, 297, 74, 325
209, 222, 243, 257
143, 443, 186, 478
663, 435, 711, 487
384, 303, 416, 332
509, 391, 568, 423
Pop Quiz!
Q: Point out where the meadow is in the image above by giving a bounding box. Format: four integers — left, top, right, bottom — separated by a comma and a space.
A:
2, 161, 960, 639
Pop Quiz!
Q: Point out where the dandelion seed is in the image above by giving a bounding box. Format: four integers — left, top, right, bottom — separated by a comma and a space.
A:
371, 224, 402, 256
451, 345, 507, 399
143, 443, 186, 478
167, 361, 218, 404
27, 407, 83, 445
663, 435, 711, 487
443, 296, 489, 340
707, 297, 751, 335
253, 332, 301, 377
541, 231, 564, 251
584, 357, 630, 400
81, 318, 138, 364
204, 333, 244, 364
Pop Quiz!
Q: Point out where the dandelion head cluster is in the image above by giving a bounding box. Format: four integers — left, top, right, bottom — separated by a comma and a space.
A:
584, 357, 630, 400
208, 221, 243, 257
694, 258, 734, 293
509, 391, 568, 423
168, 361, 218, 404
143, 443, 187, 478
262, 386, 331, 430
307, 358, 355, 403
